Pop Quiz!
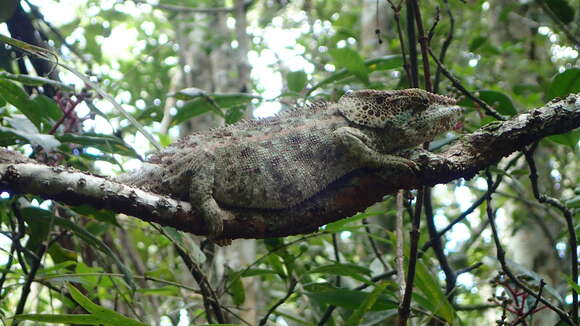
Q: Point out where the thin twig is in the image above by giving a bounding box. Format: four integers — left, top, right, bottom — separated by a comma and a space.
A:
512, 280, 546, 325
405, 1, 419, 88
396, 190, 406, 299
421, 153, 522, 253
398, 187, 424, 326
259, 277, 297, 326
428, 48, 506, 120
484, 169, 575, 326
536, 0, 580, 47
331, 233, 341, 287
427, 7, 440, 43
425, 187, 456, 296
409, 0, 432, 91
456, 262, 483, 276
386, 0, 411, 81
434, 0, 454, 93
523, 146, 578, 324
362, 218, 389, 271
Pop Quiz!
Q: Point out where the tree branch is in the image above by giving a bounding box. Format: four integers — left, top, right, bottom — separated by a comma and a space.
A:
0, 94, 578, 241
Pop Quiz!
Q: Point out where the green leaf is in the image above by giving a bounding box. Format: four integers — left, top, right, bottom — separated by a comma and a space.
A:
478, 90, 518, 116
547, 129, 580, 150
56, 133, 140, 159
31, 94, 64, 123
240, 268, 277, 277
0, 71, 75, 91
0, 78, 44, 128
136, 286, 181, 297
14, 313, 104, 325
329, 48, 369, 84
325, 211, 385, 232
309, 55, 402, 94
544, 0, 575, 24
230, 274, 246, 305
67, 284, 149, 326
225, 106, 245, 125
566, 276, 580, 294
172, 93, 259, 126
469, 36, 487, 52
547, 68, 580, 100
22, 207, 136, 290
414, 261, 455, 323
566, 195, 580, 208
1, 116, 61, 150
287, 71, 308, 92
345, 282, 389, 326
308, 264, 372, 284
305, 288, 398, 311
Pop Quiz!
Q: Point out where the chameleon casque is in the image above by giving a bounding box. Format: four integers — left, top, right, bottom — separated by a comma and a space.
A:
118, 89, 462, 242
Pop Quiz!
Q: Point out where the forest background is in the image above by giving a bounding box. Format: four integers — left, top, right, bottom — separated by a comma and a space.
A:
0, 0, 578, 325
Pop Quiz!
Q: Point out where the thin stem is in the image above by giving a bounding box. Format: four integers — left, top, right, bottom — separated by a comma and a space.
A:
398, 188, 424, 326
484, 169, 575, 325
523, 147, 578, 323
428, 48, 506, 120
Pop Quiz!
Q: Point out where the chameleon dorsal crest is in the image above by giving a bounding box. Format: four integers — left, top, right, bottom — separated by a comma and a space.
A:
337, 88, 456, 128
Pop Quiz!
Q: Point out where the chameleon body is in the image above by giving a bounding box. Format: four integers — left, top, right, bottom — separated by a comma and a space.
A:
118, 89, 461, 240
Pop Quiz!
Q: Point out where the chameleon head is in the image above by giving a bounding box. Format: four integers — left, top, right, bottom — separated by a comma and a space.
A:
338, 88, 458, 129
338, 88, 462, 146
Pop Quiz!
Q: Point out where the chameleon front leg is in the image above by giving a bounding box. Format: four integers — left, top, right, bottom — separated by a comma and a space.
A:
334, 127, 419, 173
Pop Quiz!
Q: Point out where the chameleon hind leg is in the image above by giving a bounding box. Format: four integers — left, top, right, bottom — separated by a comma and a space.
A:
169, 152, 231, 245
334, 127, 419, 174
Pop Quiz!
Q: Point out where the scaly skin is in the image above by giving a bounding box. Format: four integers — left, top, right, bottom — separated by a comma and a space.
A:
118, 89, 462, 242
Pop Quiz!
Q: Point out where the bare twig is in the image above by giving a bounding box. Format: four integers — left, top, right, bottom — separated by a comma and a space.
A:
408, 0, 432, 91
425, 187, 456, 296
434, 0, 455, 93
396, 190, 406, 298
523, 146, 578, 324
259, 277, 297, 326
386, 0, 411, 81
174, 245, 225, 323
484, 170, 575, 326
405, 1, 419, 88
331, 233, 341, 287
421, 153, 522, 253
536, 1, 580, 47
362, 218, 389, 271
428, 48, 506, 120
398, 186, 424, 326
512, 280, 546, 325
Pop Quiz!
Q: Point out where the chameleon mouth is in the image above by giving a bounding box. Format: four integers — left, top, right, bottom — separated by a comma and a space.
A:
427, 104, 464, 131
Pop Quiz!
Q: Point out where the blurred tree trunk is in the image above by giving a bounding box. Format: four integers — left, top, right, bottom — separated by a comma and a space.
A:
161, 1, 257, 324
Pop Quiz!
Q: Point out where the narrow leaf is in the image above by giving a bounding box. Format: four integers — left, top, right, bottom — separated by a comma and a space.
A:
67, 284, 149, 326
23, 207, 136, 289
14, 313, 103, 325
345, 282, 389, 326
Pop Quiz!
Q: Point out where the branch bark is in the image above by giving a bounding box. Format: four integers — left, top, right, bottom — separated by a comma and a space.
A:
1, 94, 579, 241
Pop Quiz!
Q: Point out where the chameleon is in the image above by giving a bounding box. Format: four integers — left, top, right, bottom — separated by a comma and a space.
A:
118, 88, 462, 242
